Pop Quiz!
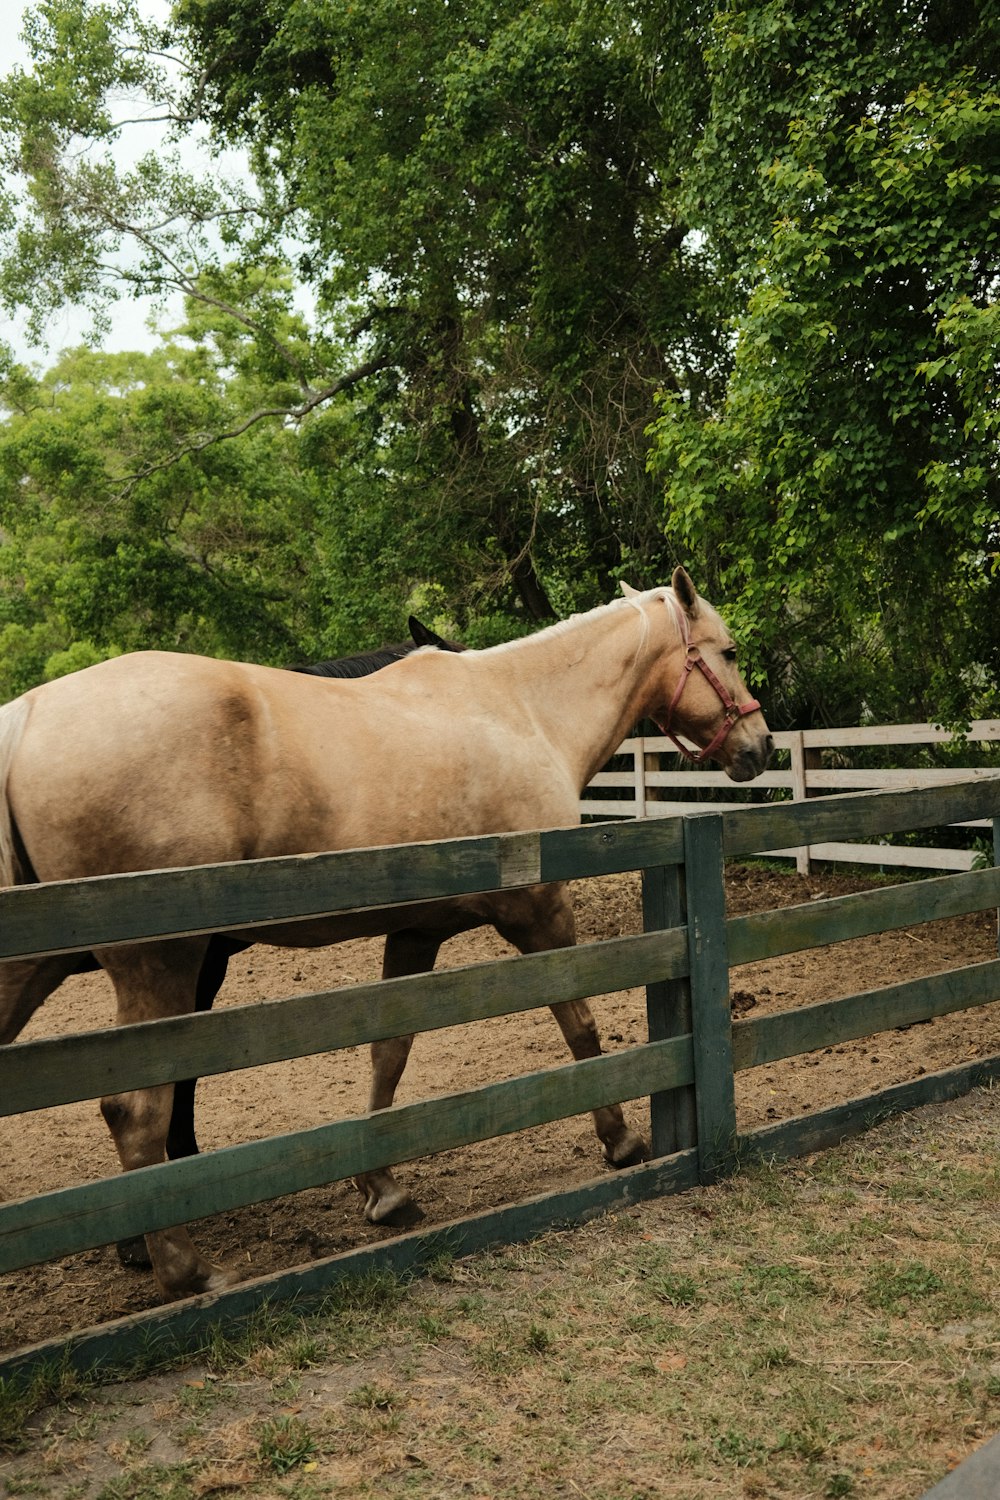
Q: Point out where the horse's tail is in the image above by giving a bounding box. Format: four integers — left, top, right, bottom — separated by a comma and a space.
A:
0, 695, 31, 889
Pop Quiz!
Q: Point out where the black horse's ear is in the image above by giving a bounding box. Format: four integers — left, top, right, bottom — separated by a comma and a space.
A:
409, 615, 447, 649
671, 566, 700, 617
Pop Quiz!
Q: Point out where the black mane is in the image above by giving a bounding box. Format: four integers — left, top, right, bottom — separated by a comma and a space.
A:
289, 644, 413, 680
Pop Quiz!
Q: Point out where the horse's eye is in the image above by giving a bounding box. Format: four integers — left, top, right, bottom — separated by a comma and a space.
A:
722, 648, 738, 663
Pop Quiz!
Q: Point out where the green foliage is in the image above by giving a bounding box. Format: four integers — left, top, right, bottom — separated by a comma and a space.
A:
649, 0, 1000, 724
256, 1412, 316, 1474
0, 1, 995, 725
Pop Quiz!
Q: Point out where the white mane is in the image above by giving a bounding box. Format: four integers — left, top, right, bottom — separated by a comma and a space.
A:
474, 586, 689, 660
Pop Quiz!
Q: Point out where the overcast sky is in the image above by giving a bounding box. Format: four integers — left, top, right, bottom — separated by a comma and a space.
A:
0, 0, 218, 367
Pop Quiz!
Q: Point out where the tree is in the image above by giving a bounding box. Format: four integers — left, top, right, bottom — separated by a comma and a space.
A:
4, 1, 994, 726
1, 0, 721, 636
648, 0, 999, 724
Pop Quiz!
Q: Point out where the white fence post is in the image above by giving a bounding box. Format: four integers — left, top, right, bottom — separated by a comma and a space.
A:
635, 736, 648, 819
581, 720, 1000, 874
789, 731, 810, 876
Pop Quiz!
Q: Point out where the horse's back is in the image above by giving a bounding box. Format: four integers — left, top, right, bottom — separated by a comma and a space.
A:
6, 652, 293, 880
2, 649, 580, 884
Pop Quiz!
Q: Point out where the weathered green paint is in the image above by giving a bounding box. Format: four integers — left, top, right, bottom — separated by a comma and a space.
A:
642, 864, 696, 1157
684, 815, 736, 1182
739, 1051, 1000, 1165
721, 778, 1000, 860
4, 1046, 996, 1388
0, 1149, 704, 1386
0, 821, 688, 963
0, 928, 689, 1117
0, 838, 506, 961
2, 780, 996, 963
0, 1036, 694, 1274
728, 865, 1000, 967
538, 819, 684, 879
732, 959, 1000, 1071
1, 779, 998, 1369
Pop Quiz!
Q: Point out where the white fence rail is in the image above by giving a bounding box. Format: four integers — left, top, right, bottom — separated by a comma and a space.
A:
581, 720, 1000, 874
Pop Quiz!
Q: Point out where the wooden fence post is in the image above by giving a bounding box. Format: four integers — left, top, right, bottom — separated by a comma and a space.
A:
789, 731, 810, 876
635, 736, 648, 819
994, 816, 999, 958
683, 813, 737, 1182
642, 863, 696, 1157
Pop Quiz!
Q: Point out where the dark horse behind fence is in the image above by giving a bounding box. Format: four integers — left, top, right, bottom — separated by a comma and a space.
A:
0, 570, 772, 1302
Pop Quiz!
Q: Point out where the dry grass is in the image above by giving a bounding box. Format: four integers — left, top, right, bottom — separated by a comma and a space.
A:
0, 1088, 997, 1499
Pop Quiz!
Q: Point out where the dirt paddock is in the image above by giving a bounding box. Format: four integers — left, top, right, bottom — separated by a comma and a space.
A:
1, 862, 997, 1355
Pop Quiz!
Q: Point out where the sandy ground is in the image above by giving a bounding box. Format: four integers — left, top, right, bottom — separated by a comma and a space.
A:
0, 863, 997, 1353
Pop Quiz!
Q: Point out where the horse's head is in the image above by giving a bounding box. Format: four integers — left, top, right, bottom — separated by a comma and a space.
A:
624, 569, 773, 783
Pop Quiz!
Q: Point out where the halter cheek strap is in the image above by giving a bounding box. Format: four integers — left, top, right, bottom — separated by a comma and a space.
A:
654, 592, 761, 764
659, 645, 762, 765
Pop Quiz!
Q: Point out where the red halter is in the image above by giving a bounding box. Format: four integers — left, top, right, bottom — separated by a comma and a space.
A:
658, 644, 762, 765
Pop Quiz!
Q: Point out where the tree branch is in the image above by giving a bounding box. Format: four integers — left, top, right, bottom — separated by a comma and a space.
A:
117, 353, 392, 492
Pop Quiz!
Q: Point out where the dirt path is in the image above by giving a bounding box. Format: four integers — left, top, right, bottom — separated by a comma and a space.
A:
1, 864, 997, 1353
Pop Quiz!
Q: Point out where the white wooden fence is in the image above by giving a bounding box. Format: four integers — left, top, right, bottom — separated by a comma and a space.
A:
581, 720, 1000, 874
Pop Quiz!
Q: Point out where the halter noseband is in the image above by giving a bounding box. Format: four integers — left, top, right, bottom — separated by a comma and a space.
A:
658, 597, 761, 765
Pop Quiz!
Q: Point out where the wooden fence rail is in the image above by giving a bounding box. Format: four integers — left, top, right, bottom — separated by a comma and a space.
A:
581, 719, 1000, 873
0, 776, 999, 1377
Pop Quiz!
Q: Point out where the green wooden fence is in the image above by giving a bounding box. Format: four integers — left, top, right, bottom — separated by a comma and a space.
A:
1, 778, 999, 1379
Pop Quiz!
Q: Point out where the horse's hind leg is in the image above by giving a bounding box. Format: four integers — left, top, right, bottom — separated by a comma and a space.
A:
496, 886, 648, 1169
0, 954, 88, 1045
548, 998, 647, 1166
166, 938, 235, 1160
95, 939, 238, 1301
353, 929, 442, 1226
115, 937, 237, 1270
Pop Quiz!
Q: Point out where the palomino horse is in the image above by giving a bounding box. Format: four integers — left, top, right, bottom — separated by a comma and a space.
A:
0, 569, 771, 1300
75, 615, 461, 1170
105, 616, 463, 1269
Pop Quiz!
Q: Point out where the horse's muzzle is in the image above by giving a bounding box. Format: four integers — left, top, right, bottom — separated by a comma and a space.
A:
726, 733, 774, 783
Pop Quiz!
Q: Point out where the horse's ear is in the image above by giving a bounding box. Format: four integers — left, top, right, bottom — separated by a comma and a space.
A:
619, 581, 640, 599
671, 566, 700, 618
409, 615, 446, 649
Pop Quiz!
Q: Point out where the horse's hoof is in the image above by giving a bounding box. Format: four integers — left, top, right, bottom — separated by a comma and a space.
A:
116, 1235, 153, 1271
364, 1189, 425, 1228
603, 1128, 649, 1168
158, 1261, 242, 1302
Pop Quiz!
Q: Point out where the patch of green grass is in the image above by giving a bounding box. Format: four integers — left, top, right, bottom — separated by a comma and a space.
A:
415, 1310, 450, 1342
645, 1271, 702, 1307
94, 1464, 195, 1500
0, 1358, 89, 1450
346, 1382, 400, 1412
2, 1473, 50, 1495
256, 1412, 317, 1475
739, 1261, 823, 1304
201, 1301, 304, 1374
421, 1249, 458, 1282
752, 1344, 793, 1370
525, 1323, 553, 1355
865, 1260, 989, 1320
712, 1426, 767, 1466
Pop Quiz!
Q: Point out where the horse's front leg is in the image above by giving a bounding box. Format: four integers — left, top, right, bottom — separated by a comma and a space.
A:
96, 939, 238, 1301
354, 928, 442, 1226
497, 884, 648, 1169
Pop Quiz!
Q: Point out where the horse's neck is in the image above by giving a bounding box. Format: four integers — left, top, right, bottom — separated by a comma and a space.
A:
481, 600, 677, 791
